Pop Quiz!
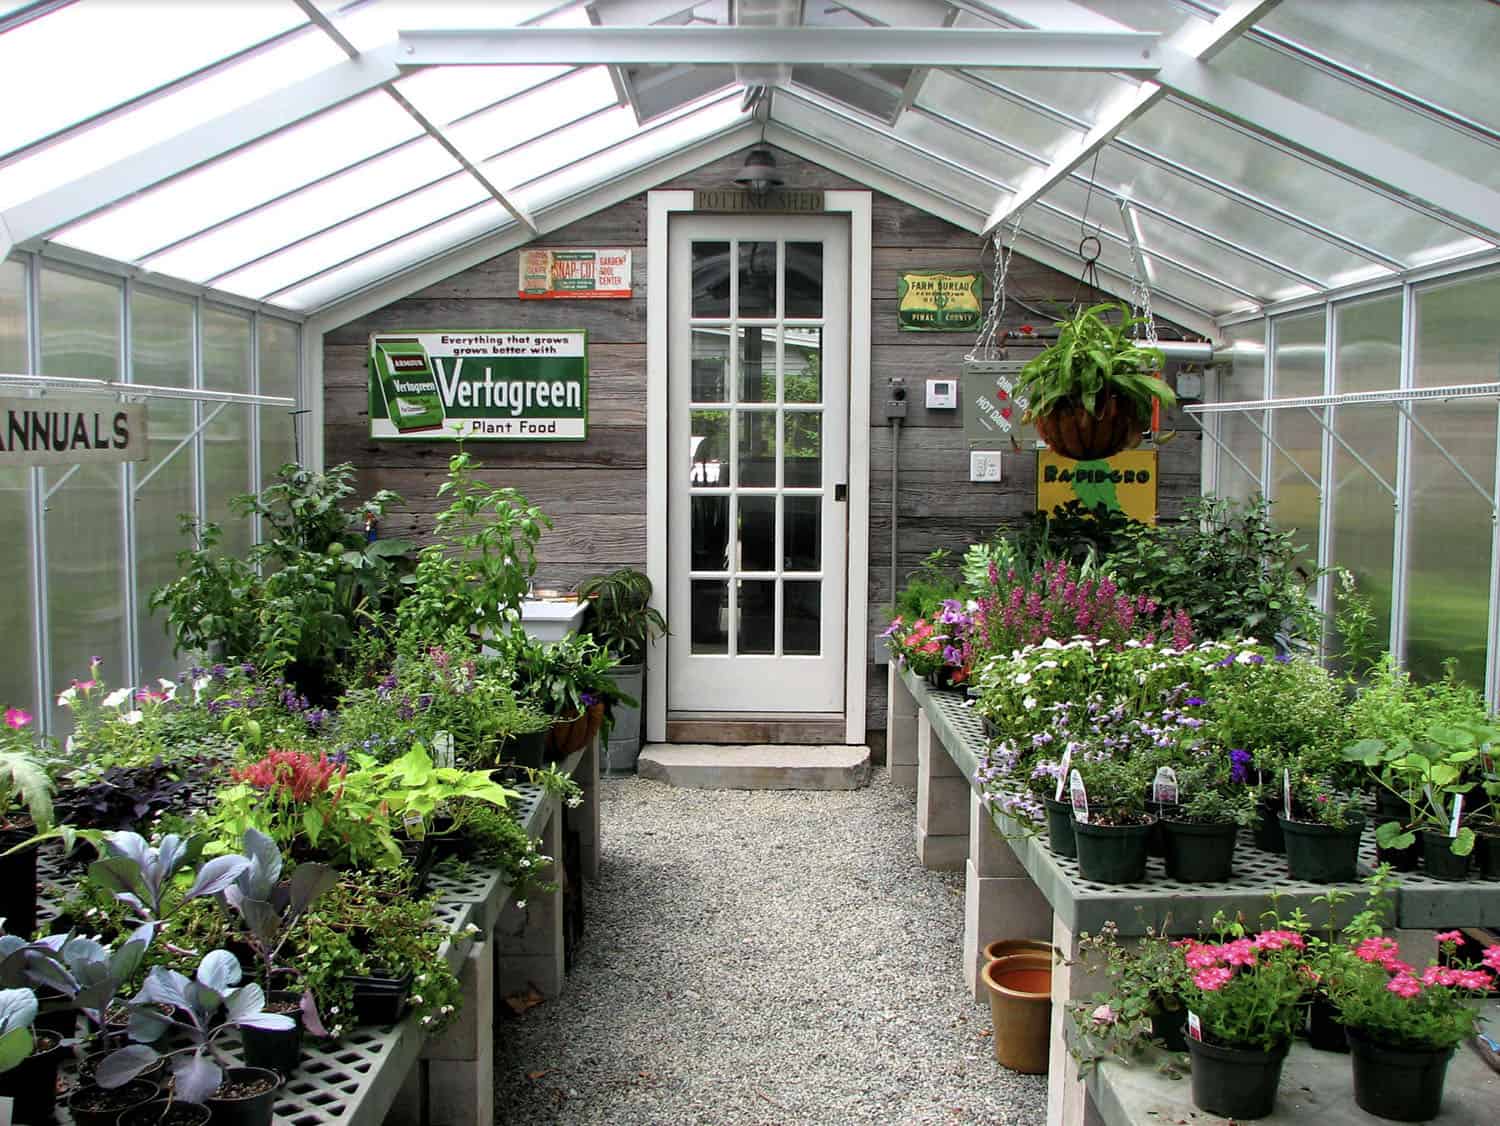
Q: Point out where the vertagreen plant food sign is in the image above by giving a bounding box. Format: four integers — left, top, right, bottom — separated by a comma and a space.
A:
368, 329, 588, 441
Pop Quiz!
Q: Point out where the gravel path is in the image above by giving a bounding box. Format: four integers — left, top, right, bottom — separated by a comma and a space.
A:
493, 769, 1048, 1125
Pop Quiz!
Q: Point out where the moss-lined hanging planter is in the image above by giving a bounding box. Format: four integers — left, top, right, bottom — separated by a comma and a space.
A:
1018, 303, 1174, 461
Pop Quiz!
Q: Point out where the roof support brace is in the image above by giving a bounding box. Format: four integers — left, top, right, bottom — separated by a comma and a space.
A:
395, 26, 1163, 71
983, 0, 1282, 234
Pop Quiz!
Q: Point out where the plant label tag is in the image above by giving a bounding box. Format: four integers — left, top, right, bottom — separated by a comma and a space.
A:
1056, 748, 1073, 802
1450, 794, 1464, 838
1152, 766, 1179, 805
403, 810, 425, 840
1187, 1011, 1203, 1042
1070, 769, 1089, 825
1282, 768, 1292, 820
0, 1094, 12, 1126
433, 731, 455, 770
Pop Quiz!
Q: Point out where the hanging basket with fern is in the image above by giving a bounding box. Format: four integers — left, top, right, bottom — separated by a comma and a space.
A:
1017, 303, 1175, 462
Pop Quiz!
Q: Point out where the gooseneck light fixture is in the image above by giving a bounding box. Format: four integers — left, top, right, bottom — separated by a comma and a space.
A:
733, 147, 783, 201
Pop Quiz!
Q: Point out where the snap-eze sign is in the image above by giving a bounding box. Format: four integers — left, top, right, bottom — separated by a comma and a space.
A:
0, 395, 147, 465
368, 330, 589, 441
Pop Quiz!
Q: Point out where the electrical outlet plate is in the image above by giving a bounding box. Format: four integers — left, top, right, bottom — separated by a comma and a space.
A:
970, 450, 1002, 483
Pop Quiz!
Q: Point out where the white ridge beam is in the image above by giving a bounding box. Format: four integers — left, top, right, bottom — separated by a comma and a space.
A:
1156, 56, 1500, 241
983, 0, 1281, 234
396, 26, 1162, 71
1, 45, 402, 252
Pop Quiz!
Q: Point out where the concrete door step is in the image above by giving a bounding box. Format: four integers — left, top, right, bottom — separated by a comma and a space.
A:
637, 744, 872, 790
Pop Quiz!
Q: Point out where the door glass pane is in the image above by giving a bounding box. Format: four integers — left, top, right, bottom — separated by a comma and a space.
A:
691, 580, 728, 654
691, 327, 728, 402
131, 289, 195, 687
738, 496, 776, 572
690, 496, 729, 571
783, 580, 821, 655
736, 326, 774, 403
737, 241, 777, 317
737, 579, 775, 654
691, 241, 729, 317
784, 412, 822, 488
689, 409, 729, 487
784, 496, 821, 572
738, 409, 776, 487
785, 242, 823, 318
784, 328, 821, 404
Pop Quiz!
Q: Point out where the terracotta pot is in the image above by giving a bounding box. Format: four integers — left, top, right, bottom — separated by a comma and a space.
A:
1033, 392, 1145, 461
981, 953, 1052, 1074
981, 938, 1054, 964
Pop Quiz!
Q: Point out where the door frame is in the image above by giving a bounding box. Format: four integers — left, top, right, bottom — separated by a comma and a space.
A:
646, 188, 871, 745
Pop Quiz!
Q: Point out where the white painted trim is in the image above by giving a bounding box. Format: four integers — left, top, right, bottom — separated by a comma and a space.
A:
645, 190, 687, 744
646, 187, 873, 744
832, 189, 873, 745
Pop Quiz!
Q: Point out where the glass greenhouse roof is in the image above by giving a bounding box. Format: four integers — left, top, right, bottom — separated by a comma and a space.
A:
1, 0, 1496, 332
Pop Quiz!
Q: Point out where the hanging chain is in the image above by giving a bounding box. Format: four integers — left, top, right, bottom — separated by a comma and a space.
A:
967, 215, 1023, 362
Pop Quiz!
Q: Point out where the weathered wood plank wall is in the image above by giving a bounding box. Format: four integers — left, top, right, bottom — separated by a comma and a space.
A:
322, 146, 1203, 737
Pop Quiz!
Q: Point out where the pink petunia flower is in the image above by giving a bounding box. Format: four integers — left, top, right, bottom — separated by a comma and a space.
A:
1184, 946, 1221, 970
1193, 966, 1235, 992
1435, 930, 1464, 944
1254, 929, 1307, 952
1354, 937, 1400, 965
1483, 946, 1500, 972
1387, 975, 1422, 999
1453, 969, 1494, 991
1421, 965, 1457, 988
1220, 939, 1258, 968
2, 707, 30, 730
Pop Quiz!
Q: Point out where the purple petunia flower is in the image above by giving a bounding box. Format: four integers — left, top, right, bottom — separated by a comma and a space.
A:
1184, 696, 1205, 707
1230, 748, 1253, 784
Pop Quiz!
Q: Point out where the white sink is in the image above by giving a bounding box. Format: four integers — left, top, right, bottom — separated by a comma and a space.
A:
520, 597, 588, 642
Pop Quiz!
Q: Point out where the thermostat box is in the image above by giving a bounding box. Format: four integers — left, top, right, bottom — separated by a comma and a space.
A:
926, 378, 958, 409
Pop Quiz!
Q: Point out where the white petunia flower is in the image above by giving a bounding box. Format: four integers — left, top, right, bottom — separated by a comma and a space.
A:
1023, 696, 1037, 710
122, 710, 145, 725
57, 686, 78, 706
1013, 672, 1032, 686
103, 687, 133, 709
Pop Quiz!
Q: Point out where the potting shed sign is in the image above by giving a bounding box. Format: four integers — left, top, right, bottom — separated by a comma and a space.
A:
1036, 449, 1158, 523
897, 270, 982, 331
368, 330, 588, 441
518, 249, 631, 299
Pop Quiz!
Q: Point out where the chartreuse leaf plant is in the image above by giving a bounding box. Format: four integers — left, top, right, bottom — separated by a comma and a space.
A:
1016, 302, 1174, 424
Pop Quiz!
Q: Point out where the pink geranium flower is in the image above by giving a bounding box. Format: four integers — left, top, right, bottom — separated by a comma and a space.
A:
1253, 930, 1307, 952
1453, 969, 1494, 991
1193, 966, 1235, 991
1483, 946, 1500, 972
1354, 936, 1400, 965
1184, 945, 1220, 970
3, 708, 31, 730
1387, 974, 1422, 999
1435, 930, 1464, 944
1421, 965, 1457, 988
1220, 939, 1258, 967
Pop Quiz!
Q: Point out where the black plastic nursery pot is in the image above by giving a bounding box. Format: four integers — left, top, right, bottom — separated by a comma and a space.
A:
1150, 1003, 1188, 1053
208, 1067, 281, 1126
1346, 1027, 1455, 1122
1186, 1036, 1289, 1120
1252, 799, 1285, 854
1071, 818, 1153, 885
240, 990, 305, 1080
1144, 800, 1177, 858
345, 969, 413, 1025
1279, 815, 1364, 883
66, 1078, 160, 1126
1161, 818, 1237, 883
926, 667, 962, 693
1420, 830, 1471, 881
0, 820, 39, 939
1043, 797, 1076, 858
1304, 992, 1349, 1053
0, 1029, 65, 1122
1477, 831, 1500, 879
501, 729, 548, 770
119, 1099, 214, 1126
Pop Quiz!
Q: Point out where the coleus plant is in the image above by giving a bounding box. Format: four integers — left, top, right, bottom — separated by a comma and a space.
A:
96, 950, 295, 1103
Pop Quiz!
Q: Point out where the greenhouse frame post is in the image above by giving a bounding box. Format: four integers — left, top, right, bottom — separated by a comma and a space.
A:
121, 277, 139, 686
1388, 284, 1416, 669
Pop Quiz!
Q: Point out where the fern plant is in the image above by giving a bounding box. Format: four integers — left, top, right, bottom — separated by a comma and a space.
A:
1017, 302, 1174, 423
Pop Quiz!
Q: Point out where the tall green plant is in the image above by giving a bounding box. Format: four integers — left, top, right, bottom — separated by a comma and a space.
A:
577, 569, 667, 663
1016, 303, 1174, 422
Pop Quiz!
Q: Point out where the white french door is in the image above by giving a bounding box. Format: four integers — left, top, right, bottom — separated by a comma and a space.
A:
667, 214, 850, 713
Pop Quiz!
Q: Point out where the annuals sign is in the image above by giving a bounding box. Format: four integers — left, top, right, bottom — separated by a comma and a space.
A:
0, 395, 146, 465
368, 330, 588, 441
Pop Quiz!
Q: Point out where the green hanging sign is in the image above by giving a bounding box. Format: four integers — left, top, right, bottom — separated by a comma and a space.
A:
368, 329, 588, 441
897, 270, 983, 332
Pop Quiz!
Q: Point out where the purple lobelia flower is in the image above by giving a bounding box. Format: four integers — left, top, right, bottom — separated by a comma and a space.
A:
1230, 748, 1254, 784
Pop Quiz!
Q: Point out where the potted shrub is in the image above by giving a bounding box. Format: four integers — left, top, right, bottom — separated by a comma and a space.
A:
578, 568, 667, 771
1015, 302, 1173, 461
0, 705, 55, 937
1329, 932, 1499, 1120
1160, 755, 1254, 884
1071, 758, 1154, 885
1277, 775, 1366, 883
1175, 924, 1310, 1119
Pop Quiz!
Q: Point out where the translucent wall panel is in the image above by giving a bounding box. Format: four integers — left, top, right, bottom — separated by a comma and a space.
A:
1213, 321, 1265, 501
1269, 311, 1325, 572
1406, 273, 1500, 684
0, 259, 33, 715
258, 318, 300, 484
1330, 295, 1401, 654
39, 267, 126, 727
202, 307, 253, 560
131, 288, 196, 687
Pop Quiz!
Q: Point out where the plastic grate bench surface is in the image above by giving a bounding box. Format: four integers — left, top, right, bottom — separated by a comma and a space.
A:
900, 666, 1500, 933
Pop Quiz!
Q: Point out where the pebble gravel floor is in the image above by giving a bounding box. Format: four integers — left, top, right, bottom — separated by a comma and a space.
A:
493, 768, 1048, 1125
